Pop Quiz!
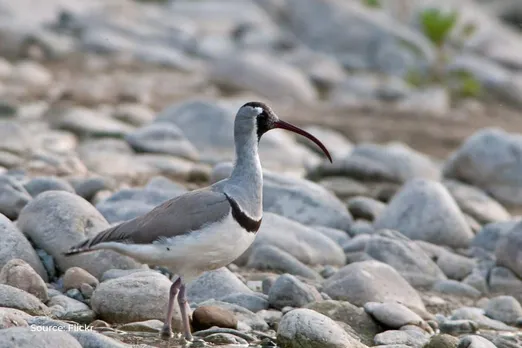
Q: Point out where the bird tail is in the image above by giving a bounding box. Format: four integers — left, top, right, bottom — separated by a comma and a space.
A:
63, 239, 95, 256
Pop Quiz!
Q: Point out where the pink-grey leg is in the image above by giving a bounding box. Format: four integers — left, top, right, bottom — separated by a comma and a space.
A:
160, 277, 182, 339
178, 284, 193, 341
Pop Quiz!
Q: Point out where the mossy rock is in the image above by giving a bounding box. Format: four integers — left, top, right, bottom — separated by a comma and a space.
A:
424, 334, 459, 348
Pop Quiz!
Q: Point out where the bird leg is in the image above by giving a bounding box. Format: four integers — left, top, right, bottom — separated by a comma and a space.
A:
160, 277, 182, 339
178, 283, 193, 341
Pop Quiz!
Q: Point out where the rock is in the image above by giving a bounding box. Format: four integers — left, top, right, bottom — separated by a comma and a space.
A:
364, 302, 424, 329
346, 196, 386, 221
69, 331, 128, 348
0, 214, 47, 280
443, 128, 522, 206
0, 259, 48, 302
437, 251, 476, 281
17, 191, 141, 279
489, 266, 522, 301
305, 300, 381, 347
63, 267, 99, 291
0, 175, 32, 220
0, 307, 31, 329
204, 333, 248, 345
374, 179, 474, 248
240, 212, 345, 267
90, 271, 181, 328
472, 220, 518, 252
277, 308, 367, 348
443, 180, 510, 224
96, 180, 187, 224
197, 300, 268, 331
220, 292, 269, 313
187, 267, 253, 304
432, 280, 482, 298
125, 123, 199, 161
71, 176, 115, 202
192, 305, 238, 331
0, 284, 49, 315
363, 233, 446, 287
50, 106, 134, 138
458, 335, 496, 348
212, 163, 353, 231
299, 125, 353, 161
0, 327, 81, 348
348, 220, 375, 237
23, 176, 75, 197
10, 61, 52, 89
79, 283, 94, 298
113, 103, 155, 126
268, 274, 322, 310
119, 319, 163, 333
318, 177, 369, 200
322, 260, 425, 310
484, 296, 522, 325
210, 52, 317, 103
310, 143, 440, 184
451, 307, 516, 331
260, 0, 433, 76
100, 269, 149, 282
424, 334, 459, 348
0, 121, 32, 156
439, 319, 479, 336
247, 245, 322, 280
373, 329, 429, 346
48, 294, 95, 324
314, 226, 351, 247
495, 220, 522, 278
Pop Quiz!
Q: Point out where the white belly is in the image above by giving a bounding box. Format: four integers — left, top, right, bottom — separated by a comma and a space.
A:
99, 213, 257, 282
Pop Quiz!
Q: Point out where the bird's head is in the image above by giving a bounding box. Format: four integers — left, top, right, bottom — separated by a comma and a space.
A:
237, 101, 332, 163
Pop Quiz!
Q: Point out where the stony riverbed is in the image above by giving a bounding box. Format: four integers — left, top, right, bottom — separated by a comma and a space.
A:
1, 1, 522, 348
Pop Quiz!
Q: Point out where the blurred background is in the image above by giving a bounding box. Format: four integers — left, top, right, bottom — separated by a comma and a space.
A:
1, 0, 521, 158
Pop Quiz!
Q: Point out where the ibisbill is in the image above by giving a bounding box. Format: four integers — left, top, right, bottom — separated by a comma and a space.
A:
64, 101, 332, 341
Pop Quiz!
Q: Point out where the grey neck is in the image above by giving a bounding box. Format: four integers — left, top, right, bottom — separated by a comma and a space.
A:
226, 127, 263, 220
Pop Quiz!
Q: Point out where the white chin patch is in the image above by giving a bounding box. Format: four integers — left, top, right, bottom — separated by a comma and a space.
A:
253, 107, 263, 115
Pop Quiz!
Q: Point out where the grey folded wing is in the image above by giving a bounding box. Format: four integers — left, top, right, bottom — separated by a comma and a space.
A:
64, 188, 232, 255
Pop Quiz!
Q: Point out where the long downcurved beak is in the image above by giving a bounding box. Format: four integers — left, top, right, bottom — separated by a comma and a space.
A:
274, 120, 333, 163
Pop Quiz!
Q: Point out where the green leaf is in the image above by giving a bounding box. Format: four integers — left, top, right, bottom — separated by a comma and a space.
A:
420, 8, 458, 47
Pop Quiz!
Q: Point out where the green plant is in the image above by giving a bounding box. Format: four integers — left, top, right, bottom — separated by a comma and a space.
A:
420, 8, 458, 47
450, 71, 482, 99
362, 0, 381, 9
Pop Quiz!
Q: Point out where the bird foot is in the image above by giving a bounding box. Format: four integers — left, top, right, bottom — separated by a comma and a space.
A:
159, 326, 174, 340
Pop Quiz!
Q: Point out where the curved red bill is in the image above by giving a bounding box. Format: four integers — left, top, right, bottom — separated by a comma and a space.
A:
274, 120, 333, 163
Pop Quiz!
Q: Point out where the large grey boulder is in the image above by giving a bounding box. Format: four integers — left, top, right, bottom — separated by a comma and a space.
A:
472, 220, 518, 252
91, 271, 182, 328
209, 52, 318, 103
17, 191, 142, 279
0, 214, 47, 280
186, 267, 253, 304
240, 213, 345, 267
443, 179, 510, 224
495, 220, 522, 278
125, 123, 199, 161
0, 327, 81, 348
322, 260, 425, 310
277, 308, 368, 348
443, 128, 522, 206
310, 143, 440, 183
0, 175, 32, 220
374, 179, 474, 248
364, 233, 446, 287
